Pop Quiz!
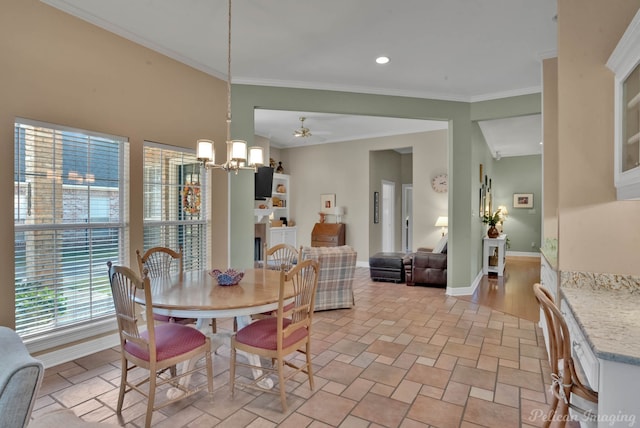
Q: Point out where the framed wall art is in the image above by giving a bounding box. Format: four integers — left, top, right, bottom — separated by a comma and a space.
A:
320, 193, 336, 213
513, 193, 534, 208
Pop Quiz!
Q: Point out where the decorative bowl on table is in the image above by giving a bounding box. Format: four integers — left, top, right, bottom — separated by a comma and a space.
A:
210, 268, 244, 286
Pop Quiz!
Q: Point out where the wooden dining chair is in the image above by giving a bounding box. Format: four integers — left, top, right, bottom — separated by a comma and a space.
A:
107, 262, 213, 428
230, 258, 319, 412
250, 243, 300, 325
533, 283, 598, 427
263, 242, 298, 271
136, 246, 216, 333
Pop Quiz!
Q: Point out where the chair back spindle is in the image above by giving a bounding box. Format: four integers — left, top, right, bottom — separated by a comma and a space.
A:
264, 243, 298, 272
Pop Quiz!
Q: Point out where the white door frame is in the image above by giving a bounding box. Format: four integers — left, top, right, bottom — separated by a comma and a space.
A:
381, 180, 395, 252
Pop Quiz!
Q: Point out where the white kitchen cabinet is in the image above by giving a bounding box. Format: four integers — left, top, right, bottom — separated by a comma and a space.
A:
539, 254, 558, 359
561, 300, 600, 391
607, 9, 640, 200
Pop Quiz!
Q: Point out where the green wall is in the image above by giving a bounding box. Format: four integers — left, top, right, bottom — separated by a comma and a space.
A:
369, 149, 404, 255
230, 84, 541, 290
493, 155, 542, 252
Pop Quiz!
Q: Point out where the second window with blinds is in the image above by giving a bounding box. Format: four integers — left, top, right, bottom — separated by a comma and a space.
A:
143, 142, 208, 272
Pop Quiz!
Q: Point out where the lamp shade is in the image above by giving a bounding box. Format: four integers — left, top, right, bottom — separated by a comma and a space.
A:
434, 216, 448, 227
230, 140, 247, 161
248, 146, 264, 167
329, 206, 345, 216
497, 205, 508, 220
197, 139, 214, 162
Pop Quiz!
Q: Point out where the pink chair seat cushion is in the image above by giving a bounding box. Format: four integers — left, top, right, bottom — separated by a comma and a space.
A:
124, 323, 206, 362
236, 317, 308, 350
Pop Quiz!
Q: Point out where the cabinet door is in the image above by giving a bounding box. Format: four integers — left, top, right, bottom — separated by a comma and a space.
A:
270, 229, 285, 246
283, 228, 296, 247
607, 9, 640, 199
270, 227, 296, 247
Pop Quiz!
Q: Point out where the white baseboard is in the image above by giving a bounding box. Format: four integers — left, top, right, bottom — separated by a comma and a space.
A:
446, 271, 483, 296
35, 332, 120, 369
25, 319, 120, 369
506, 251, 541, 258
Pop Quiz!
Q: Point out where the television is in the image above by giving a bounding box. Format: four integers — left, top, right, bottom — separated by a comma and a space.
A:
254, 166, 274, 200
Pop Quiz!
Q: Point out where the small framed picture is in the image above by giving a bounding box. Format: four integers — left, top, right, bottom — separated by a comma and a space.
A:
320, 193, 336, 213
513, 193, 534, 208
373, 191, 379, 224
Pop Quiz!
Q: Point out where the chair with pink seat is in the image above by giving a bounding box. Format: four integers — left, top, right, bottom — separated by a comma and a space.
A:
229, 258, 319, 412
107, 262, 213, 428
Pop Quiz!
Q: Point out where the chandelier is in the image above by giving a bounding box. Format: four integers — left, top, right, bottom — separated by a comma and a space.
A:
197, 0, 263, 173
294, 117, 312, 138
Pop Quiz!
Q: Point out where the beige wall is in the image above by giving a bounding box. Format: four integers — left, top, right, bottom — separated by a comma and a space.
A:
0, 0, 229, 328
542, 57, 559, 242
281, 130, 447, 261
557, 0, 640, 275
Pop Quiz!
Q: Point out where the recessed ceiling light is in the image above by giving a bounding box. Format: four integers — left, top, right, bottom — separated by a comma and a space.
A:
376, 56, 390, 65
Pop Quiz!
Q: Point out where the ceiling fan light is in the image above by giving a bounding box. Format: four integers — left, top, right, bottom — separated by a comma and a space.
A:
294, 117, 312, 138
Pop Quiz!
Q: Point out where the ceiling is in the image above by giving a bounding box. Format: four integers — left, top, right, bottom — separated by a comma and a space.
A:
42, 0, 554, 157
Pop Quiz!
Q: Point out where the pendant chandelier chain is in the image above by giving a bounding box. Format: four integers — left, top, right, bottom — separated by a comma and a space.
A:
196, 0, 264, 172
226, 0, 232, 143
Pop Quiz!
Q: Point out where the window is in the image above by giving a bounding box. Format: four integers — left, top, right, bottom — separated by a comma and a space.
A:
143, 142, 208, 271
14, 118, 129, 338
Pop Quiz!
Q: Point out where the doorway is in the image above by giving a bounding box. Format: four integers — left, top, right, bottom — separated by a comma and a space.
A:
402, 184, 413, 253
382, 180, 395, 252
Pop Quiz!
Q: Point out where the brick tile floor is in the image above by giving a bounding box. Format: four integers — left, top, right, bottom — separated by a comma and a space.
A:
32, 267, 555, 427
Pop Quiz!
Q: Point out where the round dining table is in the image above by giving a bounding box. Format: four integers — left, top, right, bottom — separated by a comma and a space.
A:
143, 268, 294, 320
135, 267, 294, 392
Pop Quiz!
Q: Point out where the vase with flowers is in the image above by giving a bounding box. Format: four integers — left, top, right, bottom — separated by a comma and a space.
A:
482, 209, 502, 238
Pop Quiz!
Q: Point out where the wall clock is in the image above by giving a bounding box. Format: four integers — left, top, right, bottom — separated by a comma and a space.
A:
431, 174, 448, 193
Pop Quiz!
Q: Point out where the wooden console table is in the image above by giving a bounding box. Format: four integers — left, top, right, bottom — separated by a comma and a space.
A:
311, 223, 345, 247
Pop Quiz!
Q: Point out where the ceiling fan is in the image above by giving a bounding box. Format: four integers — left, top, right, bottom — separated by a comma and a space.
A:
293, 117, 312, 138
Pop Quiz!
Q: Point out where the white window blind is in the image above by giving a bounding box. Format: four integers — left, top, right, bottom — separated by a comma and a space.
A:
14, 118, 129, 338
143, 142, 208, 272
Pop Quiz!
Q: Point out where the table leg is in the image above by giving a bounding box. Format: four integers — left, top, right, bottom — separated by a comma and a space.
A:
167, 315, 273, 398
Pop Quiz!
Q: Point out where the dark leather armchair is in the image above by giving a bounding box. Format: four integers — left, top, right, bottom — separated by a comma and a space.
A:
403, 248, 447, 287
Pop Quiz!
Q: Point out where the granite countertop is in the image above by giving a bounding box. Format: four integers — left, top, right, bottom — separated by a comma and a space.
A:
561, 287, 640, 366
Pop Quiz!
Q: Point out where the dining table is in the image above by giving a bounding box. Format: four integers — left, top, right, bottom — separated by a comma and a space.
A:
136, 267, 295, 393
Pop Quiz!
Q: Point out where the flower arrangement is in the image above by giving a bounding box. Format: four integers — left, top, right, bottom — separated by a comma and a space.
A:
482, 208, 502, 227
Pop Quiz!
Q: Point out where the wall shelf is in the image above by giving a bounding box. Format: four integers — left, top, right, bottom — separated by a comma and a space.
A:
254, 208, 273, 222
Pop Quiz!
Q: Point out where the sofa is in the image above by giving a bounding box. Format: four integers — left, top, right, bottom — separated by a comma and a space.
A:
0, 326, 43, 428
300, 245, 357, 311
0, 326, 116, 428
403, 235, 447, 287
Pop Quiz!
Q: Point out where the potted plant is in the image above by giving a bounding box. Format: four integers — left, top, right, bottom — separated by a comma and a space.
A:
482, 209, 502, 238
